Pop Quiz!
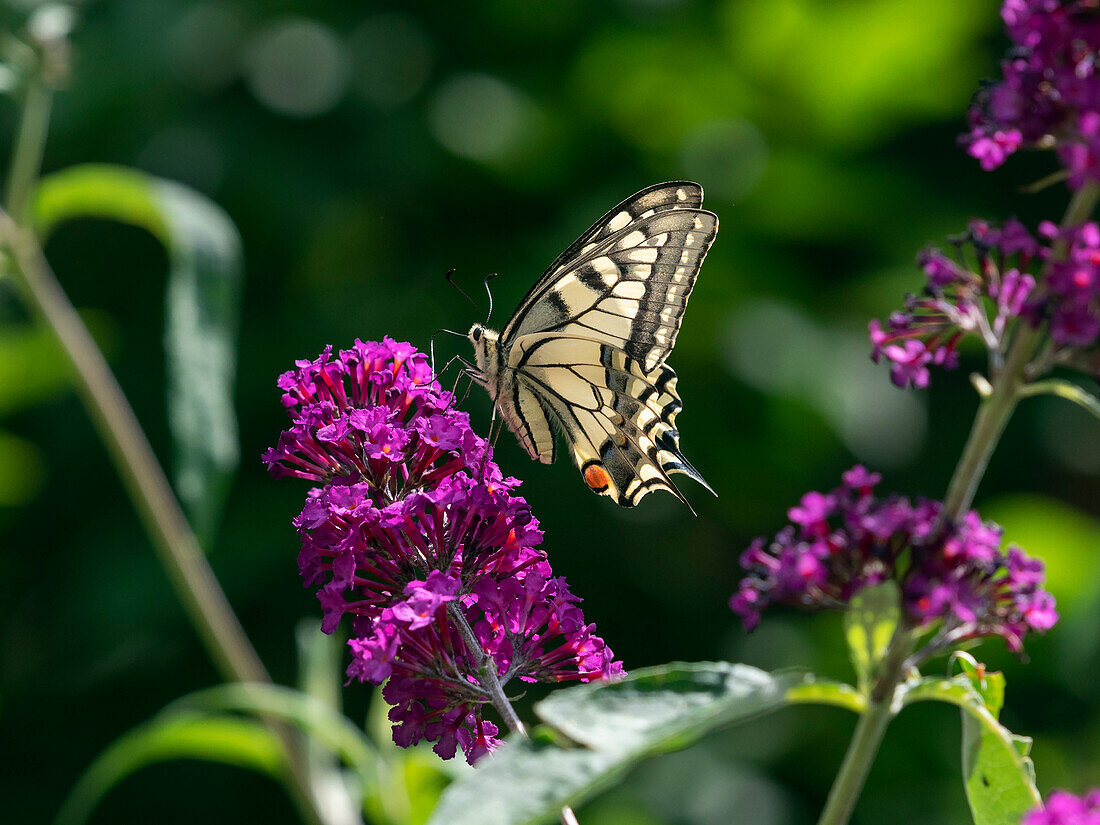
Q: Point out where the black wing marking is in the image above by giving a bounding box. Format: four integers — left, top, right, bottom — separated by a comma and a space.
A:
505, 208, 717, 372
507, 334, 712, 507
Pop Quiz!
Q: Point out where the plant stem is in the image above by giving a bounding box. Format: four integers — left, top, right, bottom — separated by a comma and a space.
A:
448, 602, 528, 736
448, 603, 581, 825
2, 56, 328, 825
817, 182, 1100, 825
942, 181, 1099, 521
5, 73, 51, 222
816, 628, 915, 825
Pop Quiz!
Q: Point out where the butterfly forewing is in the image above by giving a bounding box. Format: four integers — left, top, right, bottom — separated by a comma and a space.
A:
502, 182, 707, 341
507, 208, 717, 373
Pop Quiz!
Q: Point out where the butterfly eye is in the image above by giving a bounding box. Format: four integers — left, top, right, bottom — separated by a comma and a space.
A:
471, 326, 483, 342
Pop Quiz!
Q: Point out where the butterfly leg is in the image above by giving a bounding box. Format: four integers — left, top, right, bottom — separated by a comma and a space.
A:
430, 352, 467, 384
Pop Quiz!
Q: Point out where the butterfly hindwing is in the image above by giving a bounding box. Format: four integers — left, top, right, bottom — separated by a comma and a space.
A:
507, 333, 711, 507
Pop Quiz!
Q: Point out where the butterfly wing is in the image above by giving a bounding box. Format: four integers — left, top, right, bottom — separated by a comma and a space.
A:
503, 183, 706, 328
506, 333, 711, 508
490, 181, 718, 507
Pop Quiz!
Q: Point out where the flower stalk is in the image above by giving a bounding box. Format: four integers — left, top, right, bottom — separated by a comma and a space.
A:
447, 603, 528, 738
817, 628, 916, 825
943, 181, 1100, 521
812, 185, 1100, 825
0, 39, 328, 825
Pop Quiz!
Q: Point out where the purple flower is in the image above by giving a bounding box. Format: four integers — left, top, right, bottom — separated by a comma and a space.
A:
266, 339, 624, 763
962, 2, 1100, 188
1023, 790, 1100, 825
883, 340, 933, 389
730, 467, 1057, 657
872, 219, 1100, 387
966, 127, 1023, 171
842, 465, 881, 493
391, 571, 461, 630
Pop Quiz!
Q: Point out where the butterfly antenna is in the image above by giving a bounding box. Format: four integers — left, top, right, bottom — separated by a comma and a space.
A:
482, 272, 498, 323
444, 268, 484, 317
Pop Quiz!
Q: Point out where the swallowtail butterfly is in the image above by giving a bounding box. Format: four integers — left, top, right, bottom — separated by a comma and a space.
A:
467, 182, 717, 509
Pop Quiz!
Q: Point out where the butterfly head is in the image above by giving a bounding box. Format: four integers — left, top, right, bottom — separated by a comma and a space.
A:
467, 323, 500, 376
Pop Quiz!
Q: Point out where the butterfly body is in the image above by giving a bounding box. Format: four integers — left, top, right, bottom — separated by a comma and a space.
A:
466, 182, 718, 508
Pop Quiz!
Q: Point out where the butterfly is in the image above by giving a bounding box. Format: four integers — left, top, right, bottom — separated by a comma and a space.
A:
465, 181, 718, 509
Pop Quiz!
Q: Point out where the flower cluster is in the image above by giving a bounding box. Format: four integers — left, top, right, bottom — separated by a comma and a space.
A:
870, 218, 1100, 388
265, 339, 623, 763
962, 1, 1100, 187
1023, 790, 1100, 825
729, 467, 1057, 654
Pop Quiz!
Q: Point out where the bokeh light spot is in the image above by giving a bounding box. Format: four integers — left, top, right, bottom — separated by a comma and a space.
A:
245, 18, 349, 118
428, 73, 537, 163
724, 299, 926, 467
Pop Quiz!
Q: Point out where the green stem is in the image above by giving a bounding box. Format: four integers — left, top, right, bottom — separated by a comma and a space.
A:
817, 181, 1100, 825
448, 603, 528, 737
816, 629, 915, 825
3, 50, 327, 825
448, 604, 583, 825
942, 181, 1100, 521
5, 72, 51, 221
940, 327, 1035, 520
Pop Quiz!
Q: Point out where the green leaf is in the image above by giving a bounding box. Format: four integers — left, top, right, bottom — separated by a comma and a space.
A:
844, 580, 901, 694
54, 714, 283, 825
953, 652, 1005, 717
294, 623, 365, 823
427, 662, 799, 825
34, 164, 243, 545
902, 675, 1040, 825
167, 682, 382, 792
785, 677, 867, 714
1019, 377, 1100, 425
57, 682, 384, 825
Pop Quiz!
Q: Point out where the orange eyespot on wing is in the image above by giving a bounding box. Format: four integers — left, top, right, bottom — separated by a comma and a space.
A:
583, 462, 611, 492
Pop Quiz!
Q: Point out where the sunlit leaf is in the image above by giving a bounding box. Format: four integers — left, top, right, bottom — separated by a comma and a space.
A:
786, 677, 866, 714
902, 674, 1040, 825
844, 581, 900, 694
721, 0, 995, 146
166, 682, 381, 792
294, 622, 364, 824
34, 163, 243, 545
571, 31, 751, 153
427, 663, 799, 825
54, 714, 283, 825
953, 652, 1005, 717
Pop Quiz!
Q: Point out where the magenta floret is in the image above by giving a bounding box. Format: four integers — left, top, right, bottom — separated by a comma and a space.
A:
871, 219, 1100, 388
1023, 790, 1100, 825
266, 339, 623, 763
730, 466, 1057, 656
963, 1, 1100, 187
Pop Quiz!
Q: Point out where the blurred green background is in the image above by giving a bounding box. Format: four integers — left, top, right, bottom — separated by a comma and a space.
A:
3, 0, 1100, 822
